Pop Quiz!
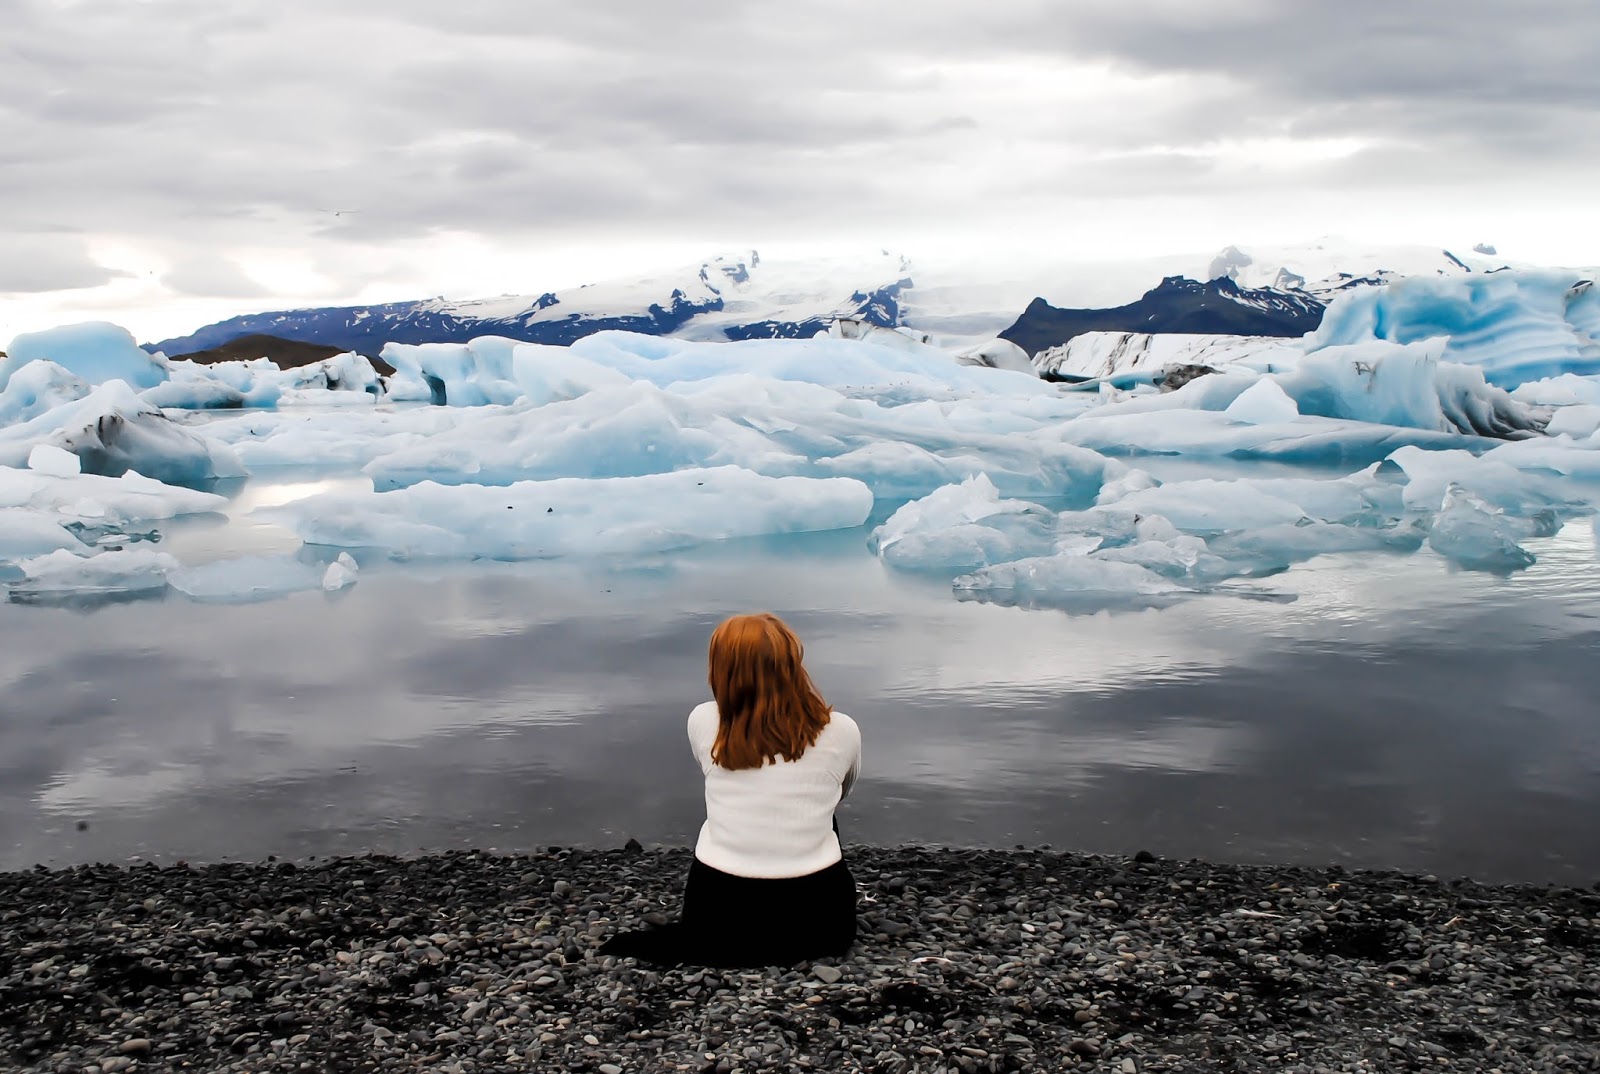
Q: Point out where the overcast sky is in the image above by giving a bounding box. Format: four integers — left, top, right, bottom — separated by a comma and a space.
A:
3, 0, 1597, 341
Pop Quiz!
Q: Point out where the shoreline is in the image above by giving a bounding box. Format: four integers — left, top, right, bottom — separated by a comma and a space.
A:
3, 846, 1596, 1072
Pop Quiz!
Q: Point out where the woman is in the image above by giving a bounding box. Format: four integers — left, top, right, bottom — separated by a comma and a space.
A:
600, 612, 861, 967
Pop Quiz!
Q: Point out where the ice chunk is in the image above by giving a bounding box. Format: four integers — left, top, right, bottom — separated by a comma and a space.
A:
257, 466, 875, 560
0, 465, 226, 525
1225, 377, 1300, 425
322, 552, 360, 591
869, 474, 1057, 569
1385, 445, 1573, 514
1103, 480, 1312, 534
1095, 467, 1158, 505
28, 443, 81, 477
953, 553, 1189, 610
1545, 406, 1600, 439
1426, 484, 1538, 572
952, 339, 1035, 374
0, 381, 245, 485
0, 509, 90, 562
511, 344, 640, 405
0, 361, 91, 427
1308, 270, 1600, 388
1275, 341, 1545, 438
1511, 374, 1600, 408
167, 554, 327, 603
382, 336, 521, 406
9, 547, 176, 601
1, 322, 169, 391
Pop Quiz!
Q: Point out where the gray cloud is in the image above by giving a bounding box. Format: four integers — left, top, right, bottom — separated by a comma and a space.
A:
1, 0, 1596, 320
0, 235, 127, 293
160, 254, 271, 298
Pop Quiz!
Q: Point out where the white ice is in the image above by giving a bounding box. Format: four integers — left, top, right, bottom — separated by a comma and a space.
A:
256, 466, 875, 560
0, 381, 244, 485
868, 474, 1057, 569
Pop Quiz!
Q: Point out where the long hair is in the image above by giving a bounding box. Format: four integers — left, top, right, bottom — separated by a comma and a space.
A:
707, 613, 832, 771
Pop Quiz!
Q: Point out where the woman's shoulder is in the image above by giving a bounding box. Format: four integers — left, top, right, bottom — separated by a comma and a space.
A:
824, 710, 860, 743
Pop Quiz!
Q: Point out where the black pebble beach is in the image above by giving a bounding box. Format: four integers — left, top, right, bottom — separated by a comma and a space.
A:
2, 847, 1596, 1073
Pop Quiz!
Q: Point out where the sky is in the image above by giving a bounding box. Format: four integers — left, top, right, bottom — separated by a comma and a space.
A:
3, 0, 1598, 342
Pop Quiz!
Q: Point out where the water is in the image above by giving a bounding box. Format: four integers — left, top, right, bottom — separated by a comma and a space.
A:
2, 477, 1598, 884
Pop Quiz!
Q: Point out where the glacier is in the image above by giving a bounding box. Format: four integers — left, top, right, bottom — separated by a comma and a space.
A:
5, 260, 1600, 606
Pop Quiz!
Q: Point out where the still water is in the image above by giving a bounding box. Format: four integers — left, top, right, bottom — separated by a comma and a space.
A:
2, 477, 1598, 885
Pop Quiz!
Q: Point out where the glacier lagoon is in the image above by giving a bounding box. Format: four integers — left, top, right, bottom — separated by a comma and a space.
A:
1, 465, 1597, 885
2, 267, 1599, 884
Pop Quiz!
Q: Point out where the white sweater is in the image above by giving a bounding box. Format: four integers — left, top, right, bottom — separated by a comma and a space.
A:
687, 701, 861, 879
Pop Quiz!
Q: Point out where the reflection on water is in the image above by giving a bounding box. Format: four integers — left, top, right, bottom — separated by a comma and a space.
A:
0, 480, 1598, 884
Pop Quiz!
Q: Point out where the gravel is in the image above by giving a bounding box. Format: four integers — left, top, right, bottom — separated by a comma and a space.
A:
1, 846, 1596, 1073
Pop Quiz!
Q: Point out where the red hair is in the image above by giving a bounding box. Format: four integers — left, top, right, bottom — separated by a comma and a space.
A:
707, 613, 832, 771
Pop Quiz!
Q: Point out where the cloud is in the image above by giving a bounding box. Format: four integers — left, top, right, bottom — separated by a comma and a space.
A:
0, 235, 127, 293
0, 0, 1595, 332
160, 254, 270, 298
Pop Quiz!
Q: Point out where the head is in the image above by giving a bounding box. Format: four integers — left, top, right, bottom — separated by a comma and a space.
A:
707, 613, 832, 771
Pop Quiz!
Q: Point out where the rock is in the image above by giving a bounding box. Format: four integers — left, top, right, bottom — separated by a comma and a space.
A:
812, 965, 843, 984
117, 1039, 152, 1055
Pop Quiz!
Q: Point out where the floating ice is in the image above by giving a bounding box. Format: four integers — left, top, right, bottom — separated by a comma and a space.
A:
1511, 374, 1600, 408
952, 339, 1034, 374
322, 552, 360, 591
0, 464, 226, 526
868, 474, 1057, 569
0, 381, 245, 485
28, 443, 81, 478
1384, 445, 1574, 514
953, 553, 1189, 609
257, 466, 875, 560
10, 547, 177, 601
1, 322, 169, 391
168, 554, 328, 603
0, 509, 90, 562
1426, 484, 1539, 572
383, 336, 522, 406
1309, 270, 1600, 387
0, 361, 91, 428
1225, 377, 1300, 425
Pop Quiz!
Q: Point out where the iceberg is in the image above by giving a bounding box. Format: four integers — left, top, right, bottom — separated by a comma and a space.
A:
1224, 377, 1300, 425
382, 336, 522, 406
0, 361, 91, 428
0, 381, 245, 485
1426, 484, 1539, 573
1, 322, 169, 392
167, 554, 330, 603
256, 466, 875, 560
0, 509, 91, 563
1308, 270, 1600, 388
9, 547, 177, 602
0, 464, 225, 525
868, 474, 1057, 569
953, 553, 1189, 610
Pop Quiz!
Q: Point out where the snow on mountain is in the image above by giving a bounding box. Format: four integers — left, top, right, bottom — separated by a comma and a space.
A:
142, 237, 1557, 362
147, 251, 915, 358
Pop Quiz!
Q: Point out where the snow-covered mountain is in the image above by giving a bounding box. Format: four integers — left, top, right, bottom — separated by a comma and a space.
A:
148, 251, 915, 358
146, 238, 1522, 359
1000, 276, 1327, 358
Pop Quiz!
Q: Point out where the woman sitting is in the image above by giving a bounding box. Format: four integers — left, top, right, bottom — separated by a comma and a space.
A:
600, 612, 861, 967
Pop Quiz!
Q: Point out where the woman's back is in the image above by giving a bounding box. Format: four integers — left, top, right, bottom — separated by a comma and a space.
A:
688, 702, 860, 879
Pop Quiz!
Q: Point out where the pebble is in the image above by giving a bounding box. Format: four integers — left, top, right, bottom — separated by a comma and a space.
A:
0, 847, 1592, 1074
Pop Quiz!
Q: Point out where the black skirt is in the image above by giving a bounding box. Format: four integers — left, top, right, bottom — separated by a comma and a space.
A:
599, 856, 857, 968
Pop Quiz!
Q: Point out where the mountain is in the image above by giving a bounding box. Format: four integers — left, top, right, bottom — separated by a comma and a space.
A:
998, 276, 1327, 357
144, 239, 1521, 360
149, 252, 915, 358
